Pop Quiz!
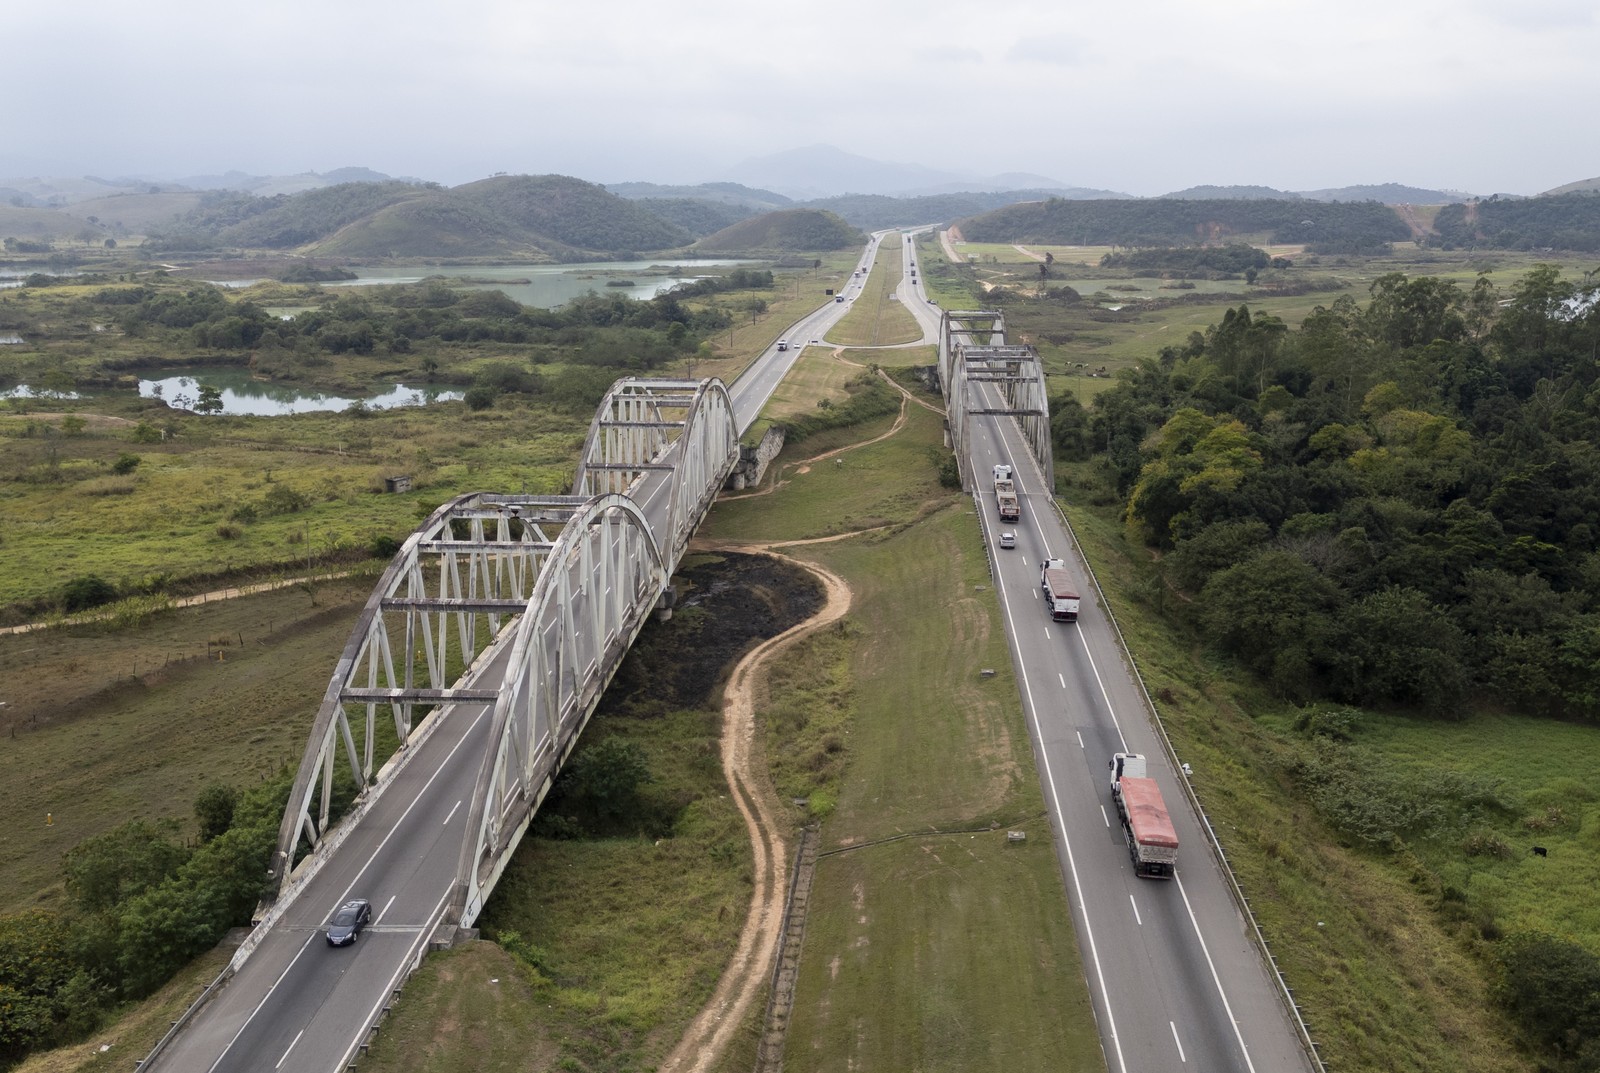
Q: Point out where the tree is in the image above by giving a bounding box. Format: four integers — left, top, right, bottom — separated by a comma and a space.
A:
1498, 931, 1600, 1068
1199, 550, 1343, 695
194, 783, 239, 843
63, 821, 189, 913
1323, 587, 1467, 713
194, 385, 224, 415
562, 738, 652, 829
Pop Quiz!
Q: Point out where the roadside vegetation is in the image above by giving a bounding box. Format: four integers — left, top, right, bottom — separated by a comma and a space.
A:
826, 240, 922, 348
10, 212, 1600, 1073
977, 238, 1600, 1067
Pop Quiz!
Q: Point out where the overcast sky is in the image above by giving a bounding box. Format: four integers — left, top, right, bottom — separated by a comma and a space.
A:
3, 0, 1594, 197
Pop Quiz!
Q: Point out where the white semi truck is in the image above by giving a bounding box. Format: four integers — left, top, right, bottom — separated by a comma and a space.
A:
1040, 559, 1080, 622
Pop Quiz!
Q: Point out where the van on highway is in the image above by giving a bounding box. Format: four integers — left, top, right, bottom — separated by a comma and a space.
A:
776, 340, 788, 351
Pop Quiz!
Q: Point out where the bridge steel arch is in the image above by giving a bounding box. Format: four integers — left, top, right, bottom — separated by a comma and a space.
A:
938, 310, 1054, 493
453, 493, 665, 927
266, 376, 740, 932
574, 376, 739, 572
267, 491, 593, 903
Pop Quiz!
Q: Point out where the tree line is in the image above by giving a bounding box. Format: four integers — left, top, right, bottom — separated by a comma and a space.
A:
1432, 191, 1600, 252
960, 197, 1411, 252
1051, 263, 1600, 1070
1058, 266, 1600, 718
0, 779, 290, 1063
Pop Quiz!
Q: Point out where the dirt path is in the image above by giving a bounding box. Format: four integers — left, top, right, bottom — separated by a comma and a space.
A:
0, 571, 356, 636
657, 548, 853, 1073
941, 226, 964, 263
1012, 244, 1046, 262
1394, 203, 1430, 243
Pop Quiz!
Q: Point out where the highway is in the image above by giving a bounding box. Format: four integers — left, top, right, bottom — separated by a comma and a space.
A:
148, 237, 884, 1073
153, 230, 1314, 1073
959, 348, 1315, 1069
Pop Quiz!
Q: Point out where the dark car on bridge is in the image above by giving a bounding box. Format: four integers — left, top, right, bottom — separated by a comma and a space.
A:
325, 899, 373, 946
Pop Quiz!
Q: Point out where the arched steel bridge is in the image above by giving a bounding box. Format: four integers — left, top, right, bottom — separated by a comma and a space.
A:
267, 376, 738, 932
938, 310, 1054, 493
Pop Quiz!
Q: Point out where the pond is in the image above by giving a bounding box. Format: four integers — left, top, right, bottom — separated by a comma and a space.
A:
136, 367, 462, 416
213, 258, 758, 310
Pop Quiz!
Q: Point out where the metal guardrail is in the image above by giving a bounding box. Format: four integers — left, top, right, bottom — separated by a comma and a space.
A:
1043, 491, 1327, 1073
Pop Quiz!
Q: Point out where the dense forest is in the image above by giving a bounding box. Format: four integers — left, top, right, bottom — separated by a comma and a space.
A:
1098, 243, 1279, 278
1433, 191, 1600, 252
1055, 266, 1600, 720
1047, 263, 1600, 1070
961, 197, 1412, 253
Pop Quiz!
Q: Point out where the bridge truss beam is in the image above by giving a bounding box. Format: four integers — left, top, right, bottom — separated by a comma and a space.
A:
574, 376, 739, 573
938, 310, 1054, 493
269, 376, 741, 930
269, 491, 588, 899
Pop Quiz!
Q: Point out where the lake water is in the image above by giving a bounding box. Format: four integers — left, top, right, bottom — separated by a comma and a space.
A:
212, 258, 757, 309
137, 367, 462, 416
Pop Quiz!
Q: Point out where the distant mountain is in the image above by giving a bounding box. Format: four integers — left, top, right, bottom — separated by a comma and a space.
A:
605, 181, 792, 211
173, 167, 410, 197
1298, 182, 1472, 205
720, 144, 1095, 200
695, 209, 863, 253
959, 197, 1411, 253
635, 198, 760, 239
798, 190, 1068, 230
0, 174, 166, 207
1163, 185, 1301, 201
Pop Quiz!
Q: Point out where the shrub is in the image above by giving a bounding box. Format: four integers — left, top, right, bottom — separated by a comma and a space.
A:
60, 574, 117, 613
369, 534, 402, 560
463, 385, 499, 411
261, 484, 310, 515
1497, 931, 1600, 1069
111, 452, 141, 475
194, 783, 239, 843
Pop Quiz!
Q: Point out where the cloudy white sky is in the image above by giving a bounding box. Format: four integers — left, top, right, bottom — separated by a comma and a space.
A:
3, 0, 1594, 196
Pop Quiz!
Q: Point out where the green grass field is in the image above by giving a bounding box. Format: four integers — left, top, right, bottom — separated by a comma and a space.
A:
0, 401, 586, 614
0, 577, 377, 913
826, 242, 923, 348
701, 415, 1102, 1071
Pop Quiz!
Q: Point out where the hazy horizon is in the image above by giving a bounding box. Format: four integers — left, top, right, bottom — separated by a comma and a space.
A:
4, 0, 1595, 199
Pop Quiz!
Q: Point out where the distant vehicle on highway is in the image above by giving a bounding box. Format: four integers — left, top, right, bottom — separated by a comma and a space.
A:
998, 531, 1016, 550
325, 899, 373, 946
776, 340, 788, 351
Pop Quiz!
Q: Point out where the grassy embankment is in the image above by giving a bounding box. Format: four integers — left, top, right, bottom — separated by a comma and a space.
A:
919, 232, 1600, 405
825, 239, 923, 349
0, 577, 377, 915
700, 397, 1102, 1072
353, 370, 1101, 1072
1058, 487, 1554, 1072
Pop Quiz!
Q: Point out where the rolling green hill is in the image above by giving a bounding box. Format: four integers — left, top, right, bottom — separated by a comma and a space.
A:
695, 208, 863, 252
959, 196, 1411, 253
126, 174, 695, 260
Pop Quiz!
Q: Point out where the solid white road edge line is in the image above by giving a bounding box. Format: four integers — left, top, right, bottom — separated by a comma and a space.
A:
995, 551, 1130, 1073
1176, 874, 1257, 1073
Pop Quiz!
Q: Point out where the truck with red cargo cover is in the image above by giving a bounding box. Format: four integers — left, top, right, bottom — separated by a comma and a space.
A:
1108, 752, 1178, 878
